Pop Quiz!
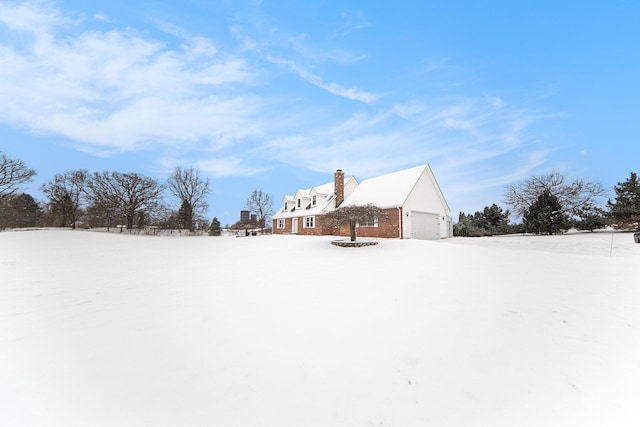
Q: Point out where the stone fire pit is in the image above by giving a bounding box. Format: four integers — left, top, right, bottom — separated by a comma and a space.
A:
331, 239, 379, 248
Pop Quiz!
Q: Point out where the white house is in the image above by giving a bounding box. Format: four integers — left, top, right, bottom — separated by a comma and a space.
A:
272, 164, 452, 239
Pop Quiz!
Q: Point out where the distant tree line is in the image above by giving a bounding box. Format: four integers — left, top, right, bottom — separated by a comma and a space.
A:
3, 150, 639, 237
0, 149, 271, 235
454, 171, 640, 236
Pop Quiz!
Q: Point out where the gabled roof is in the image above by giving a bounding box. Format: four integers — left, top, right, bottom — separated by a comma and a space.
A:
342, 164, 449, 211
275, 193, 335, 219
310, 181, 334, 195
273, 176, 356, 219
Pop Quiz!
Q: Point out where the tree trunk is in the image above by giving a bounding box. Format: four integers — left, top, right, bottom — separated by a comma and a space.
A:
350, 220, 357, 241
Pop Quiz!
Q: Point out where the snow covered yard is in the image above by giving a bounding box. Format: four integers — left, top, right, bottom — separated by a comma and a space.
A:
1, 229, 639, 426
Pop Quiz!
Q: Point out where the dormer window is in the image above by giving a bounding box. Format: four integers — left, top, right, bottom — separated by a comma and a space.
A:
312, 195, 317, 206
284, 202, 288, 211
297, 198, 301, 208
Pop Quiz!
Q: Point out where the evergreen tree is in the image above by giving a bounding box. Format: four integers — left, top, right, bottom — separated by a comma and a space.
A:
0, 193, 42, 228
453, 204, 510, 237
453, 212, 473, 237
177, 200, 193, 230
607, 172, 640, 230
208, 217, 221, 236
481, 204, 510, 235
574, 206, 607, 232
523, 190, 571, 235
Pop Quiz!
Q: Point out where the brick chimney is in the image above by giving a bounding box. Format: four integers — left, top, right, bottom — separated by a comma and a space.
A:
334, 169, 344, 207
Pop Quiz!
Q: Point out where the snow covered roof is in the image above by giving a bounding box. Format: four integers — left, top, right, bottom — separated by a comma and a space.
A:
310, 181, 334, 195
342, 164, 430, 208
273, 174, 358, 219
274, 195, 335, 219
272, 164, 453, 219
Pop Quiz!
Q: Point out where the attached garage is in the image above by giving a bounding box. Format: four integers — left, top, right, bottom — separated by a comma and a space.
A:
273, 164, 453, 239
410, 211, 440, 240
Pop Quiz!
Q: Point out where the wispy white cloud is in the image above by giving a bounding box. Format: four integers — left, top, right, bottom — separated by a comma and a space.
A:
0, 0, 66, 32
264, 55, 378, 104
196, 157, 268, 178
94, 13, 110, 23
229, 7, 374, 99
335, 10, 372, 38
0, 0, 554, 205
265, 96, 547, 189
0, 2, 264, 157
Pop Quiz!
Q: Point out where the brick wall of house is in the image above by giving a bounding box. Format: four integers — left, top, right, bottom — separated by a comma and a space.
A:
335, 207, 402, 239
297, 216, 338, 236
272, 207, 402, 238
272, 218, 291, 234
272, 217, 333, 236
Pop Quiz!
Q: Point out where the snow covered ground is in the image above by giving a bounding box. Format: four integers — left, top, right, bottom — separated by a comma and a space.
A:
1, 229, 639, 426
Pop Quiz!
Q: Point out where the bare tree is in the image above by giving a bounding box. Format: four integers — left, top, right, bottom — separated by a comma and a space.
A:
504, 171, 607, 219
86, 171, 164, 230
0, 151, 36, 196
40, 169, 88, 229
324, 204, 389, 241
167, 166, 210, 231
244, 188, 274, 229
83, 199, 116, 230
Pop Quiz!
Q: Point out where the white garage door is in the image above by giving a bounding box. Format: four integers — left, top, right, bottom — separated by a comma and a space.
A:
411, 212, 440, 240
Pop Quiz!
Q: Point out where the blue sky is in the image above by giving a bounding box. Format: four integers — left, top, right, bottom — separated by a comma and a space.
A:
1, 0, 639, 226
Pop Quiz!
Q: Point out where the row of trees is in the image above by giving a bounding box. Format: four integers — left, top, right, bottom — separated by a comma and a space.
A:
4, 149, 640, 237
1, 166, 209, 231
455, 171, 640, 236
0, 150, 274, 233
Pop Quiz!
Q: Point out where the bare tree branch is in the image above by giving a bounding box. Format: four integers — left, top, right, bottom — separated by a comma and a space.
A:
504, 171, 607, 219
167, 167, 210, 231
86, 171, 164, 230
0, 151, 36, 196
324, 204, 389, 241
244, 188, 274, 229
40, 169, 88, 229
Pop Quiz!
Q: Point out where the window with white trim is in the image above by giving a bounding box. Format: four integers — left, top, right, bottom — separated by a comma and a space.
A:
277, 219, 285, 229
284, 202, 288, 211
357, 215, 378, 228
312, 195, 317, 206
304, 216, 315, 228
297, 198, 301, 208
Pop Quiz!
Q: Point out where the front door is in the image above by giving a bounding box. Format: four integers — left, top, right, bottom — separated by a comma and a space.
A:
291, 217, 298, 234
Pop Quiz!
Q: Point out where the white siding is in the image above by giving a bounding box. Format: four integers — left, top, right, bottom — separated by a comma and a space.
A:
402, 167, 451, 239
410, 212, 440, 240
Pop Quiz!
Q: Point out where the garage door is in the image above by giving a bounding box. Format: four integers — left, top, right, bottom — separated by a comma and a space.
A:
411, 212, 440, 240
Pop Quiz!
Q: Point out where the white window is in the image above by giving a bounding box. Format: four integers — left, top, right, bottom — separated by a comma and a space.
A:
304, 216, 315, 228
284, 202, 288, 211
357, 216, 378, 228
297, 198, 301, 208
277, 219, 285, 229
312, 195, 317, 206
